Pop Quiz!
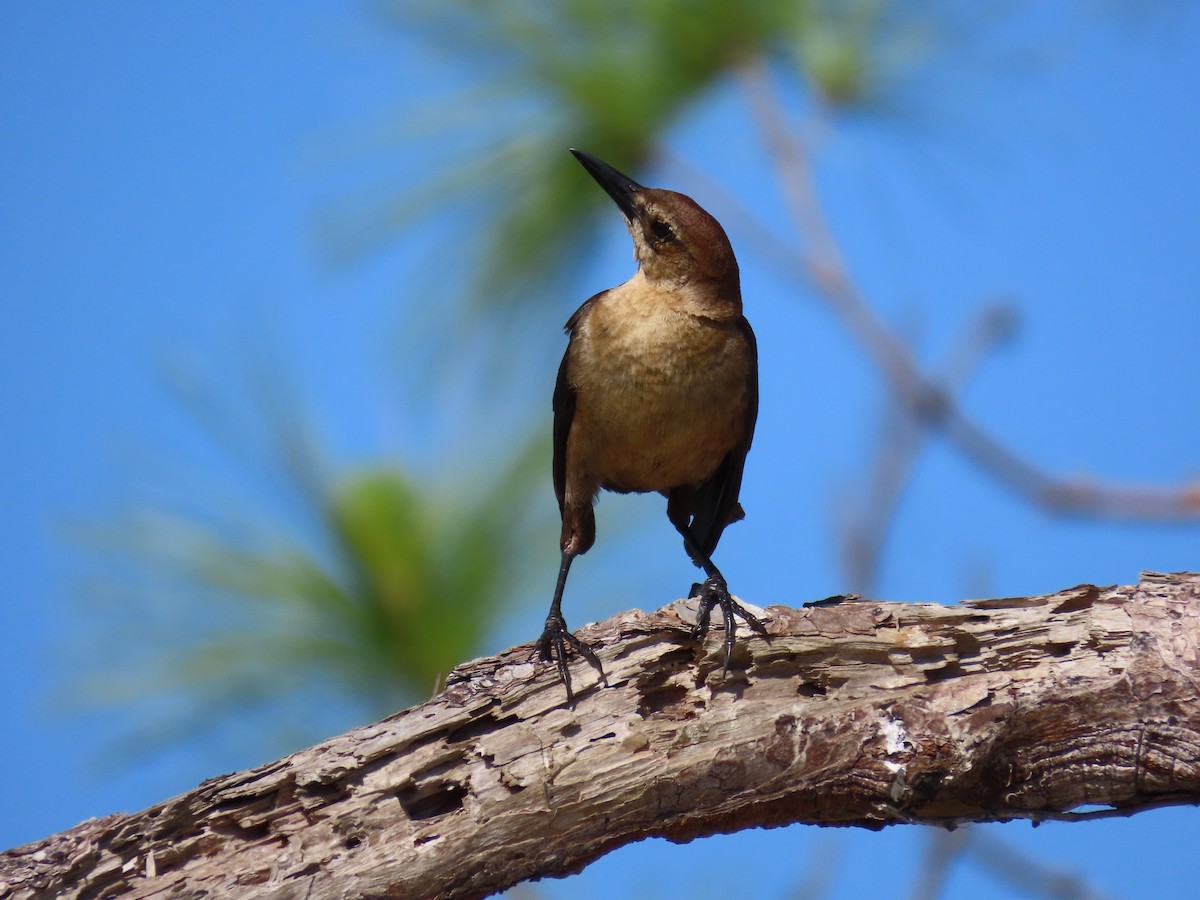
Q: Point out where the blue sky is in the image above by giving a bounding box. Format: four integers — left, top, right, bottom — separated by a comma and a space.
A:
2, 3, 1199, 898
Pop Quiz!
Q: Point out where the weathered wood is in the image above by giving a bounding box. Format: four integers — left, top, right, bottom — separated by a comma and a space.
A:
3, 571, 1199, 900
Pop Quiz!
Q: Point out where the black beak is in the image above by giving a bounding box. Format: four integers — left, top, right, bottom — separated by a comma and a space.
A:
570, 148, 642, 220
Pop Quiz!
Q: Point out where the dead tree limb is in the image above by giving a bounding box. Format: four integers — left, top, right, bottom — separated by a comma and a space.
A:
3, 571, 1199, 900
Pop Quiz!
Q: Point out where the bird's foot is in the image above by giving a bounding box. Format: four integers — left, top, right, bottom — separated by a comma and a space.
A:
534, 612, 606, 704
691, 574, 768, 672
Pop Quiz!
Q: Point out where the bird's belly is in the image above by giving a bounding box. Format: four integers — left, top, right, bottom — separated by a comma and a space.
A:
595, 419, 735, 492
571, 337, 748, 492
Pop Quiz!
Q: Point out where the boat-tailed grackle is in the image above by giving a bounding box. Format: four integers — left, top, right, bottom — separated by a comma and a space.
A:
535, 148, 766, 701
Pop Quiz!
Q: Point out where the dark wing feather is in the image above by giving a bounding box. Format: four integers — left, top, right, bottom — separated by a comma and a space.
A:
551, 345, 574, 514
552, 290, 606, 513
688, 315, 759, 557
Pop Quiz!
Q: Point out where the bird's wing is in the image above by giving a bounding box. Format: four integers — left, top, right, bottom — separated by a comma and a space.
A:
551, 345, 574, 514
552, 290, 607, 513
689, 315, 759, 557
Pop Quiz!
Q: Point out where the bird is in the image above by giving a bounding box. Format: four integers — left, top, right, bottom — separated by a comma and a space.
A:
536, 148, 765, 701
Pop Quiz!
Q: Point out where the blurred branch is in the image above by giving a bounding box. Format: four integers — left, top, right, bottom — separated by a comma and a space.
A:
964, 829, 1112, 900
842, 302, 1018, 593
907, 823, 1111, 900
908, 826, 969, 900
788, 837, 842, 900
9, 571, 1200, 899
907, 810, 1113, 900
734, 57, 1200, 523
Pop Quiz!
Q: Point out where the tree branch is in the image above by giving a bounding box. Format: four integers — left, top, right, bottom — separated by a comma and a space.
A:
685, 59, 1200, 523
4, 572, 1199, 900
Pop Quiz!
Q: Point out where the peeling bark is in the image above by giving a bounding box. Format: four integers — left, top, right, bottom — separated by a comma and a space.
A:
3, 571, 1199, 900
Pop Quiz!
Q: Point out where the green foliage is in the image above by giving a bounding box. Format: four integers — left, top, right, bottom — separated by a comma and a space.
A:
323, 441, 552, 695
343, 0, 933, 308
70, 388, 555, 757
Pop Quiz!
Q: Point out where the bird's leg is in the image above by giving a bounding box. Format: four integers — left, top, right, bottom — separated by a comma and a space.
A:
534, 550, 606, 703
680, 528, 767, 671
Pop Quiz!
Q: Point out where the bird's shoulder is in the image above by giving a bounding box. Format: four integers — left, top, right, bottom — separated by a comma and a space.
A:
564, 288, 610, 335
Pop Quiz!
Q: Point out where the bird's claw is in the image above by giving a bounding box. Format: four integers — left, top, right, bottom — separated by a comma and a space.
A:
691, 575, 768, 672
535, 613, 606, 704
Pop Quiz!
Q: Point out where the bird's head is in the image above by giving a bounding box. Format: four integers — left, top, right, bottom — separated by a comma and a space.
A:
571, 148, 739, 295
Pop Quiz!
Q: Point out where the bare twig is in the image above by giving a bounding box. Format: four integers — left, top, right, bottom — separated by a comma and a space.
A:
704, 58, 1200, 523
843, 302, 1018, 593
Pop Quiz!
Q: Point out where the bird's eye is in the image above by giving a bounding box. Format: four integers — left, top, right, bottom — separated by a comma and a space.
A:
649, 219, 675, 243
